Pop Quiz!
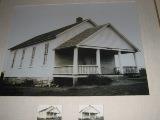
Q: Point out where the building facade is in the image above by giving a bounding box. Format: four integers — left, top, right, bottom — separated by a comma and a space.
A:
4, 17, 139, 86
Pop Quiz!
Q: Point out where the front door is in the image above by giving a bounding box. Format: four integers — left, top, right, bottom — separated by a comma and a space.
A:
101, 53, 115, 74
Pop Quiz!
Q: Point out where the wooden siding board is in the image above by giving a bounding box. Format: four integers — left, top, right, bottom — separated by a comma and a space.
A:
79, 25, 136, 52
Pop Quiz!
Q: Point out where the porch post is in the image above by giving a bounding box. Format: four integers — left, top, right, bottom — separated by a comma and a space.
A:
82, 113, 83, 120
73, 77, 78, 86
133, 52, 139, 72
73, 47, 78, 86
118, 51, 124, 74
96, 49, 102, 74
73, 47, 78, 74
53, 50, 56, 74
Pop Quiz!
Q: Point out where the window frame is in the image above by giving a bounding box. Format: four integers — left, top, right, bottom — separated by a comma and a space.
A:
11, 50, 17, 68
43, 43, 49, 65
19, 49, 25, 68
29, 47, 36, 67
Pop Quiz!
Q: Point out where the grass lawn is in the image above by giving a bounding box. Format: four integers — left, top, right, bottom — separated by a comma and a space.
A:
0, 81, 149, 96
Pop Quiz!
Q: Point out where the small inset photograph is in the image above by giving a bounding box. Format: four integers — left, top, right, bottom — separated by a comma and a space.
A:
79, 105, 104, 120
37, 105, 62, 120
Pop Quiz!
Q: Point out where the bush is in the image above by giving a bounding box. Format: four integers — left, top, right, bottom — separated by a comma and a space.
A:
114, 68, 120, 75
124, 73, 139, 78
0, 77, 12, 87
96, 117, 104, 120
82, 118, 90, 120
77, 75, 113, 86
22, 79, 35, 87
124, 68, 147, 78
0, 72, 4, 86
79, 118, 104, 120
139, 68, 147, 77
99, 76, 113, 85
53, 78, 73, 87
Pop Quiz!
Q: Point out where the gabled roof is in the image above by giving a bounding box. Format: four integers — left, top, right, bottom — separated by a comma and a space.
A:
56, 25, 103, 50
39, 106, 60, 114
9, 18, 96, 51
107, 24, 139, 52
79, 105, 100, 114
9, 17, 139, 52
56, 23, 139, 52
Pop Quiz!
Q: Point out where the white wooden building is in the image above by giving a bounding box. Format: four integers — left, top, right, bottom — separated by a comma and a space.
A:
5, 17, 139, 86
37, 106, 61, 119
79, 105, 100, 120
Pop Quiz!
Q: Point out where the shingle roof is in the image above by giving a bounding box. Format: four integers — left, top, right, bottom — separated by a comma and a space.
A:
9, 20, 87, 51
56, 25, 103, 50
9, 18, 139, 53
79, 105, 100, 114
39, 106, 60, 114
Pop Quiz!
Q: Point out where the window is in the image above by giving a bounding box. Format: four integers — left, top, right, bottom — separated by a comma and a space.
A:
47, 112, 54, 116
43, 43, 49, 65
29, 47, 36, 67
11, 51, 17, 68
19, 49, 25, 68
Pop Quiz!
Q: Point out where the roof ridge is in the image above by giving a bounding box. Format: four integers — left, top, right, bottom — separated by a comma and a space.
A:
9, 18, 94, 51
39, 106, 54, 112
79, 105, 99, 113
56, 26, 102, 50
107, 23, 139, 52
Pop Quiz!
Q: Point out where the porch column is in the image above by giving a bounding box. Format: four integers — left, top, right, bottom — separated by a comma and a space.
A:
73, 47, 78, 74
73, 77, 78, 86
133, 52, 139, 72
118, 51, 124, 74
81, 113, 83, 120
53, 50, 56, 74
96, 49, 102, 74
73, 48, 78, 86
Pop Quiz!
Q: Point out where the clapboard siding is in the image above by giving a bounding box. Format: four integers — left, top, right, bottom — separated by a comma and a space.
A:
5, 21, 93, 78
79, 27, 135, 51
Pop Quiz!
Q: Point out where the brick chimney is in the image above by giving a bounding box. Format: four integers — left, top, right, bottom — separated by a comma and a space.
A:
76, 17, 83, 23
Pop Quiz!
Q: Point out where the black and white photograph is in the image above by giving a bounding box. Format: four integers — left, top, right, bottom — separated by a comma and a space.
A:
37, 105, 62, 120
79, 105, 104, 120
0, 2, 149, 96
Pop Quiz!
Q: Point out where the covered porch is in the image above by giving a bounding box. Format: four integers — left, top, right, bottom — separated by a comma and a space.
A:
53, 47, 139, 76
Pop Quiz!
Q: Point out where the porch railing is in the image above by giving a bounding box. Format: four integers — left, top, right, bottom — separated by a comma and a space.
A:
78, 65, 98, 74
123, 66, 138, 74
53, 65, 98, 75
114, 66, 138, 74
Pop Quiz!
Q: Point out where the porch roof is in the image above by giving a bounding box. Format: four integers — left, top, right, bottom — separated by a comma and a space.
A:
56, 26, 103, 50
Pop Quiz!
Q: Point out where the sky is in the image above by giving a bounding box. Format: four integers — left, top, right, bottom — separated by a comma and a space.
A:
7, 2, 146, 67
